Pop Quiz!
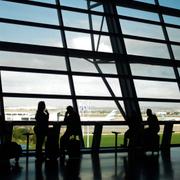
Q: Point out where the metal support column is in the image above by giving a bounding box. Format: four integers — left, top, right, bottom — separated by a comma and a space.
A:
102, 1, 142, 122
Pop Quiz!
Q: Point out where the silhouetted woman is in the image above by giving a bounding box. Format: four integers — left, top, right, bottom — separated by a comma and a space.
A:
60, 106, 81, 158
34, 101, 49, 161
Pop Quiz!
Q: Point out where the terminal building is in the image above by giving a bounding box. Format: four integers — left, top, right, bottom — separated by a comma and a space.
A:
0, 0, 180, 179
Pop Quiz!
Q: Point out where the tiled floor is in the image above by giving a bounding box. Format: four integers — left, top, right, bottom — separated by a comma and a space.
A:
0, 148, 180, 180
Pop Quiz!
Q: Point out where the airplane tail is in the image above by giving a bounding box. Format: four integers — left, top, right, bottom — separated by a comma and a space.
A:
104, 110, 117, 121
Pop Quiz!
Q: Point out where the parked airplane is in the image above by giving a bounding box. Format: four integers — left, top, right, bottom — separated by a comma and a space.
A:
80, 110, 119, 121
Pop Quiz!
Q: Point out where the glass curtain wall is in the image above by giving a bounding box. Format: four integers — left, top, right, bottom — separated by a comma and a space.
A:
0, 0, 180, 147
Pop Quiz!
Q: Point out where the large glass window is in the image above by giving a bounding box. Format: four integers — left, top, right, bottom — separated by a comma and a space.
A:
130, 64, 176, 78
0, 23, 62, 47
60, 0, 87, 9
159, 0, 180, 10
0, 1, 58, 25
163, 15, 180, 26
73, 76, 111, 96
77, 100, 124, 121
0, 0, 179, 131
1, 71, 70, 95
134, 80, 180, 99
124, 39, 170, 58
62, 10, 89, 30
4, 97, 72, 121
65, 31, 92, 50
167, 27, 180, 42
0, 51, 66, 70
139, 101, 180, 121
120, 20, 164, 40
171, 45, 180, 60
117, 7, 159, 21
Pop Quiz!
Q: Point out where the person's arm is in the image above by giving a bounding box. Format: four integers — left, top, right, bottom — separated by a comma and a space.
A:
64, 111, 69, 122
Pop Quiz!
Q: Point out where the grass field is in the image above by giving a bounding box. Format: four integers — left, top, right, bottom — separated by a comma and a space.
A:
12, 127, 180, 149
83, 133, 180, 147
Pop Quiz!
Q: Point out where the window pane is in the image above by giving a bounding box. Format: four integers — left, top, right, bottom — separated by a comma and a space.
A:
65, 31, 92, 50
70, 58, 98, 73
0, 1, 58, 25
159, 0, 180, 10
120, 20, 164, 40
0, 51, 66, 70
0, 23, 62, 47
30, 0, 55, 4
163, 15, 180, 26
4, 97, 72, 121
77, 100, 124, 121
167, 27, 180, 42
60, 0, 87, 9
92, 15, 108, 32
73, 76, 111, 96
1, 71, 70, 95
106, 78, 122, 97
172, 45, 180, 60
124, 39, 170, 58
62, 10, 89, 29
139, 102, 180, 121
130, 64, 176, 78
117, 7, 159, 21
134, 80, 180, 99
94, 35, 112, 52
133, 0, 155, 4
98, 63, 117, 74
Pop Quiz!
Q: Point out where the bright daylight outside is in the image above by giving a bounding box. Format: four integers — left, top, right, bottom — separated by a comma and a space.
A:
0, 0, 180, 149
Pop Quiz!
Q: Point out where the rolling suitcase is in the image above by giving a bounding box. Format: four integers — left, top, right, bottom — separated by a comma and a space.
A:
45, 126, 60, 160
67, 135, 81, 158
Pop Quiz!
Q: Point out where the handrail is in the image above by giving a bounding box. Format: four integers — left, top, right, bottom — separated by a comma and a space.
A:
7, 120, 180, 126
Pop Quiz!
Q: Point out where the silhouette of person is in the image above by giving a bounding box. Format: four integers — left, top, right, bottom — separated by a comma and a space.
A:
34, 101, 49, 161
144, 109, 160, 148
123, 111, 143, 147
60, 106, 81, 158
145, 109, 160, 136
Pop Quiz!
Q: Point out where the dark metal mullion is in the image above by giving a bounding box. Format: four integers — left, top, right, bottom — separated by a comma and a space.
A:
119, 14, 180, 30
3, 0, 56, 9
3, 92, 180, 103
1, 41, 180, 66
155, 0, 180, 91
133, 76, 177, 82
0, 17, 60, 30
87, 1, 126, 119
123, 34, 180, 46
56, 0, 78, 112
95, 16, 104, 51
103, 1, 143, 122
89, 2, 102, 10
138, 98, 180, 103
0, 72, 5, 121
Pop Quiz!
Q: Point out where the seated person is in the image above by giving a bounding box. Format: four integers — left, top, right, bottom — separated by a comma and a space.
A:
144, 109, 160, 147
60, 106, 81, 158
123, 112, 144, 147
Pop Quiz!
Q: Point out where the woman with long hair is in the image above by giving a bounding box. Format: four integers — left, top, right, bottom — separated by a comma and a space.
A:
34, 101, 49, 161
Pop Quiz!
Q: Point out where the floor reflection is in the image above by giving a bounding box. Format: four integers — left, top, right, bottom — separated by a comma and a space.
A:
92, 153, 102, 180
1, 147, 179, 180
0, 160, 22, 179
60, 156, 81, 180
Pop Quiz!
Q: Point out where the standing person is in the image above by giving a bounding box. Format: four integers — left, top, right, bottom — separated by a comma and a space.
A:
60, 106, 81, 158
34, 101, 49, 161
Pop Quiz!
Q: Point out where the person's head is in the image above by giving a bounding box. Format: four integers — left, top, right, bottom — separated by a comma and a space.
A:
37, 101, 46, 112
66, 106, 74, 114
146, 109, 152, 117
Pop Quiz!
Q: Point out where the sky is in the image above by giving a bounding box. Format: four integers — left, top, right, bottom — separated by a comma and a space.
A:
0, 0, 180, 115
